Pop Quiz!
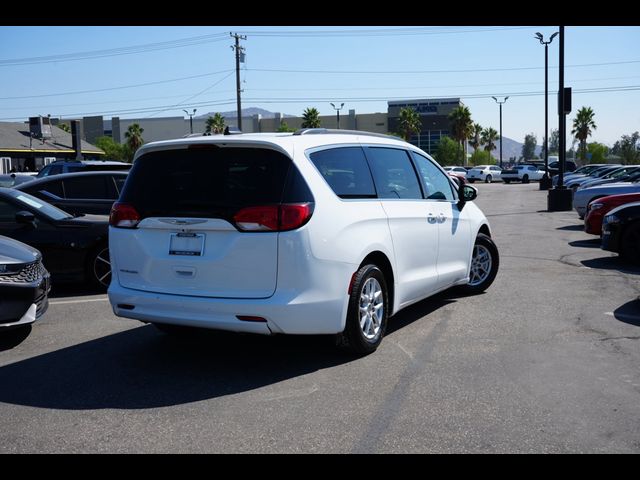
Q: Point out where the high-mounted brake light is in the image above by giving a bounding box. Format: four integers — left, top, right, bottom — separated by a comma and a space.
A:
233, 203, 313, 232
110, 202, 141, 228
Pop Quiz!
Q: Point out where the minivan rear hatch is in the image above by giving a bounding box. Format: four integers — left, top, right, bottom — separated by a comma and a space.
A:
110, 143, 311, 299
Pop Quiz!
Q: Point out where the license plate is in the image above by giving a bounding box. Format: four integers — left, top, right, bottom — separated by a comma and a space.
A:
169, 232, 205, 256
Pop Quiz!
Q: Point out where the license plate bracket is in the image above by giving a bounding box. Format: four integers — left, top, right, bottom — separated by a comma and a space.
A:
169, 232, 205, 256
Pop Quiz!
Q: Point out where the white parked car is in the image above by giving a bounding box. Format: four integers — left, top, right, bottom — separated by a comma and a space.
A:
466, 165, 502, 183
443, 166, 468, 177
500, 165, 545, 183
108, 129, 499, 354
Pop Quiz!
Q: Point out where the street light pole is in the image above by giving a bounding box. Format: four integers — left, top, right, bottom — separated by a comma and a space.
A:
535, 31, 559, 190
183, 108, 197, 134
330, 102, 345, 129
491, 96, 509, 168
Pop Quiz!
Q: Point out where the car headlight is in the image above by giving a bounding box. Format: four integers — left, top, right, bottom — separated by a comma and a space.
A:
603, 214, 620, 225
589, 203, 604, 211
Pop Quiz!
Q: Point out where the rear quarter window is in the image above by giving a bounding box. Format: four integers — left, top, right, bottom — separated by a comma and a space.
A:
308, 146, 376, 198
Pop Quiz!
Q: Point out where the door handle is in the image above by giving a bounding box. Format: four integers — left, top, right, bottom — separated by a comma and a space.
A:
427, 214, 437, 224
438, 213, 446, 223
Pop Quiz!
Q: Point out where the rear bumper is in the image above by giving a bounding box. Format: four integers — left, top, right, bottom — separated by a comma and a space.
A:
108, 280, 351, 336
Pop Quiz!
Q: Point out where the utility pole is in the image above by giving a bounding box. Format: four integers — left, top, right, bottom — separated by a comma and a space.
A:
231, 33, 246, 131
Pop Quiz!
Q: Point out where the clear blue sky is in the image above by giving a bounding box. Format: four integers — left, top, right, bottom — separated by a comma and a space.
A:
1, 26, 638, 146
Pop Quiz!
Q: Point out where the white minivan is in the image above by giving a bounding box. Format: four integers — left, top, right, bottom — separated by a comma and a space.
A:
108, 129, 499, 354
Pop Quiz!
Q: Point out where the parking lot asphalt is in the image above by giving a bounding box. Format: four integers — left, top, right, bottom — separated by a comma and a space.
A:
1, 182, 639, 453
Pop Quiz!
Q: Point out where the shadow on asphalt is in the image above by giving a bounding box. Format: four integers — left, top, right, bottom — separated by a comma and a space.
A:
581, 256, 640, 276
568, 239, 602, 248
613, 299, 640, 327
0, 293, 457, 410
557, 225, 584, 231
0, 325, 32, 352
49, 283, 106, 299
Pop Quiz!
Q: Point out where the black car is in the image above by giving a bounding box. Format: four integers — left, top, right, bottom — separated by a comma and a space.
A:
0, 235, 50, 331
15, 171, 128, 216
37, 159, 131, 178
0, 188, 110, 288
601, 201, 640, 265
548, 160, 577, 176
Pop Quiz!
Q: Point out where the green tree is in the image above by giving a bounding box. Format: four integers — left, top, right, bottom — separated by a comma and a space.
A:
611, 131, 640, 164
301, 107, 321, 128
124, 123, 144, 162
206, 113, 226, 134
397, 107, 422, 142
434, 136, 460, 166
470, 149, 494, 166
481, 127, 499, 162
549, 128, 560, 155
587, 142, 609, 164
468, 123, 483, 153
571, 106, 597, 162
277, 120, 297, 132
94, 136, 128, 161
449, 106, 473, 165
58, 122, 71, 133
522, 133, 537, 160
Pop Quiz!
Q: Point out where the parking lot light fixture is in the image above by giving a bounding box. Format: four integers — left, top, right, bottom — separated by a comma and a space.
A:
535, 31, 559, 190
183, 108, 197, 134
491, 96, 509, 168
330, 102, 345, 129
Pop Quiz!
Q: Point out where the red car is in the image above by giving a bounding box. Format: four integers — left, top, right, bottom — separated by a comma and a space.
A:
584, 192, 640, 235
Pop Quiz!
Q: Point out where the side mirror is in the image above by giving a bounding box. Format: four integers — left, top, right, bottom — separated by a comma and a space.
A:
15, 210, 36, 228
457, 184, 478, 210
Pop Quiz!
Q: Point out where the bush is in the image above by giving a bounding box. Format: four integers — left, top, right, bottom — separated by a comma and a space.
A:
434, 137, 460, 166
470, 150, 494, 166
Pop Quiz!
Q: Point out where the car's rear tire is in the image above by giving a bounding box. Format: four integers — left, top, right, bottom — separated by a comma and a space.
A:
86, 242, 111, 290
459, 234, 499, 294
620, 222, 640, 265
485, 175, 492, 183
504, 179, 511, 184
337, 264, 388, 355
522, 174, 529, 184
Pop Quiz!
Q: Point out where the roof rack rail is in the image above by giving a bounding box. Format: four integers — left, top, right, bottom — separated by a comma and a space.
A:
293, 128, 402, 141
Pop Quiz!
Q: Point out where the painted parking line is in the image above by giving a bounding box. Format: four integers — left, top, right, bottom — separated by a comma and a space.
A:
50, 297, 109, 305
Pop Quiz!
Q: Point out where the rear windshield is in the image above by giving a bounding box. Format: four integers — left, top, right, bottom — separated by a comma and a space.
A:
120, 146, 299, 219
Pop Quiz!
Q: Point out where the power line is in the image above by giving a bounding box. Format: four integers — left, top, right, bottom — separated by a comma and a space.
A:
3, 85, 638, 121
239, 26, 535, 37
0, 69, 234, 100
0, 33, 230, 66
247, 59, 640, 75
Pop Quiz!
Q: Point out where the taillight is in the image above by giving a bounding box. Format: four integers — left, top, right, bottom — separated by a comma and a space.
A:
233, 203, 313, 232
110, 202, 141, 228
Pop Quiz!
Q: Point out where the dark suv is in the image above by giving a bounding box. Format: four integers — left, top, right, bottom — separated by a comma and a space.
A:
37, 159, 131, 178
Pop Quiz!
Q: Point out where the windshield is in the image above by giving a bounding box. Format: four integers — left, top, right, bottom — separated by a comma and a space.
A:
6, 189, 71, 220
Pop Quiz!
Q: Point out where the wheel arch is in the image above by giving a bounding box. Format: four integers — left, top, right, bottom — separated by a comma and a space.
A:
360, 251, 395, 315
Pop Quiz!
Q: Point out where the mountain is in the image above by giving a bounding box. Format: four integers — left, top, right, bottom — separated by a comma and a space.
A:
197, 108, 294, 119
485, 135, 543, 162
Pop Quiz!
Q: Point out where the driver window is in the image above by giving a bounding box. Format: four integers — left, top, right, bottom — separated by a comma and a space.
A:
0, 199, 19, 222
410, 152, 456, 201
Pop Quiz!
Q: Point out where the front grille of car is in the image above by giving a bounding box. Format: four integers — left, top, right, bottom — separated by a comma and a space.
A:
0, 260, 47, 284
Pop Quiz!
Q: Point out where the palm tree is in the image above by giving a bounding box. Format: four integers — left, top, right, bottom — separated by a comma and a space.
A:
571, 106, 597, 163
469, 122, 483, 153
301, 108, 321, 128
124, 123, 144, 161
206, 113, 226, 134
449, 106, 473, 165
481, 127, 499, 163
397, 107, 422, 142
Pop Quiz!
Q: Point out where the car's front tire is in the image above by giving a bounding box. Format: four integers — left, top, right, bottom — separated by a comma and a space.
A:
337, 264, 388, 355
459, 234, 499, 294
485, 175, 492, 183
